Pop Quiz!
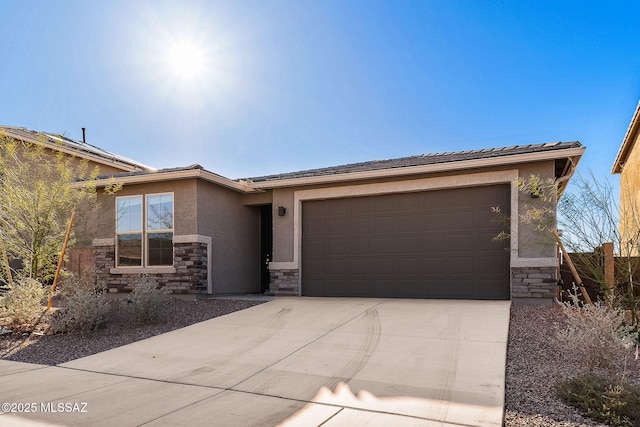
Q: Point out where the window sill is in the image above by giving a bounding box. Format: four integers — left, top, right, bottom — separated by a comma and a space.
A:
110, 266, 176, 275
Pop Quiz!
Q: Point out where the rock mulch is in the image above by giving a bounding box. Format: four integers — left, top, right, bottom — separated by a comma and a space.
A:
0, 298, 264, 365
505, 304, 639, 426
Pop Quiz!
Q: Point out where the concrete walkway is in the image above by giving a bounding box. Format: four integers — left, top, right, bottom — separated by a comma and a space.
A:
0, 298, 510, 426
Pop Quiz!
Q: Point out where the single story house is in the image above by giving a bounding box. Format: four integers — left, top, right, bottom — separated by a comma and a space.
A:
0, 126, 153, 175
89, 141, 585, 303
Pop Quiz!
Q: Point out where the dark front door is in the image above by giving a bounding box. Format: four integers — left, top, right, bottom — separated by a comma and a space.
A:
260, 205, 273, 293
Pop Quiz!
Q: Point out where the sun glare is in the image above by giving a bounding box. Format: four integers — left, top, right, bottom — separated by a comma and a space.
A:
141, 15, 239, 105
163, 39, 209, 83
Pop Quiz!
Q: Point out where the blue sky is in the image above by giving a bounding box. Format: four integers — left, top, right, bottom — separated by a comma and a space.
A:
1, 0, 639, 183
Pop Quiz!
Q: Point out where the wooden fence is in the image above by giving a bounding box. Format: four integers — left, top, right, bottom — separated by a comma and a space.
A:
559, 249, 640, 302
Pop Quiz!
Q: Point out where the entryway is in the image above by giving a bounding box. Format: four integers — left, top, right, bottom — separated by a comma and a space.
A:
259, 204, 273, 294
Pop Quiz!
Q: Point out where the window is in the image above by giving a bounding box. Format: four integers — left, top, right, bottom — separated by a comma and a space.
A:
116, 193, 174, 267
146, 194, 174, 266
116, 196, 142, 266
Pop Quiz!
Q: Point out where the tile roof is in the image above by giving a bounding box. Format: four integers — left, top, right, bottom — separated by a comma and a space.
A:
248, 141, 583, 182
0, 125, 154, 172
94, 164, 205, 180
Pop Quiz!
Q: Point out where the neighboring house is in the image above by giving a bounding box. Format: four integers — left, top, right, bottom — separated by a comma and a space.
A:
613, 101, 640, 250
89, 141, 585, 303
0, 126, 153, 175
0, 126, 154, 275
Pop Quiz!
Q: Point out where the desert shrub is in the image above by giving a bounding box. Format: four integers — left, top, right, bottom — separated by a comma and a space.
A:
555, 287, 637, 371
50, 273, 110, 334
127, 275, 171, 323
1, 278, 47, 328
557, 374, 640, 427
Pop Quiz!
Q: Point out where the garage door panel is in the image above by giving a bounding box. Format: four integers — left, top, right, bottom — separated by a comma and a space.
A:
302, 185, 510, 299
425, 211, 474, 230
304, 238, 329, 258
369, 237, 395, 254
366, 259, 395, 275
397, 197, 421, 211
396, 236, 424, 254
347, 216, 370, 234
370, 215, 397, 233
325, 239, 347, 257
396, 214, 423, 232
327, 218, 348, 235
370, 196, 397, 213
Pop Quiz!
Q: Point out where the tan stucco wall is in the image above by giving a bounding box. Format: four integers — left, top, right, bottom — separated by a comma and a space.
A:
242, 190, 273, 206
620, 134, 640, 247
95, 178, 261, 294
270, 161, 559, 264
196, 181, 261, 294
272, 188, 296, 262
517, 161, 557, 258
95, 179, 198, 238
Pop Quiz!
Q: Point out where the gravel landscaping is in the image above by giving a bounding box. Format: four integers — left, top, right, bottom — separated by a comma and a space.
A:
0, 297, 265, 365
1, 298, 638, 426
505, 304, 639, 427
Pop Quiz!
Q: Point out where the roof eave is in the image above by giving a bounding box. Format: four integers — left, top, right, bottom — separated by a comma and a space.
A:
612, 100, 640, 174
250, 147, 586, 189
89, 169, 254, 193
1, 128, 152, 173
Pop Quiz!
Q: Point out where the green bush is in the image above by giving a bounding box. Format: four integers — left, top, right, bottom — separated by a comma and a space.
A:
1, 278, 47, 328
128, 275, 170, 323
557, 374, 640, 427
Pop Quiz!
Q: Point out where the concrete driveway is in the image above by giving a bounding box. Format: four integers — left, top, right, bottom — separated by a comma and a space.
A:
0, 298, 510, 426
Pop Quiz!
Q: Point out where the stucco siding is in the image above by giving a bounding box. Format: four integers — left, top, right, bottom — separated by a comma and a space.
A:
196, 180, 260, 294
516, 160, 557, 259
270, 162, 558, 266
620, 132, 640, 247
94, 179, 198, 239
272, 188, 295, 263
268, 161, 562, 299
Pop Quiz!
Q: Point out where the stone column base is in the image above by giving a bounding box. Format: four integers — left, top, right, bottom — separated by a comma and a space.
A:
511, 266, 557, 300
269, 269, 300, 295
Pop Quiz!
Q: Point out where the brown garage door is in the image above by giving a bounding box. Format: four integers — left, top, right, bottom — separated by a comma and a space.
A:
301, 185, 510, 299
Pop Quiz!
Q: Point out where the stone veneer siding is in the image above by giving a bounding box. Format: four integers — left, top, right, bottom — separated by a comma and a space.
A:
95, 242, 208, 294
269, 269, 299, 295
269, 267, 559, 299
511, 266, 557, 299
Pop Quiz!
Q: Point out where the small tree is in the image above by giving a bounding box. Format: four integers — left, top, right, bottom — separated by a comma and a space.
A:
0, 132, 99, 282
495, 170, 640, 327
552, 172, 640, 329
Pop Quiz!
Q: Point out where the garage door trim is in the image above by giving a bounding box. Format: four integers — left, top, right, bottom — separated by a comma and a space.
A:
269, 169, 519, 291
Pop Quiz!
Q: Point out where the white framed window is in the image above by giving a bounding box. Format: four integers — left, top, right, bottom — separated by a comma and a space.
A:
146, 193, 174, 266
116, 196, 142, 266
115, 193, 174, 267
